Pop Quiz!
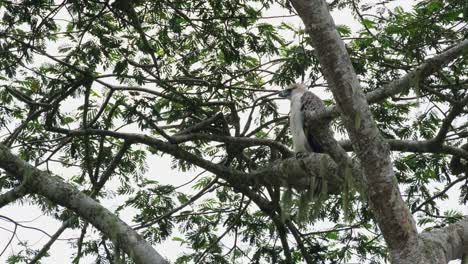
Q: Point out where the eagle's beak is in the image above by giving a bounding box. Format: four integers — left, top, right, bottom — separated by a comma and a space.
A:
278, 90, 290, 98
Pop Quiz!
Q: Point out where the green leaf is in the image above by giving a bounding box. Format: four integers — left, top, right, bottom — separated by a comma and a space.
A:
361, 18, 376, 29
325, 231, 338, 240
336, 24, 352, 36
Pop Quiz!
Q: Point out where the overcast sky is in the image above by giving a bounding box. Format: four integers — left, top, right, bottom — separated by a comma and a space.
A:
4, 1, 465, 264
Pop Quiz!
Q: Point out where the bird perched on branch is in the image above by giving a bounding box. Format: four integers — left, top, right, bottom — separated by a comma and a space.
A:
279, 83, 325, 156
279, 84, 360, 222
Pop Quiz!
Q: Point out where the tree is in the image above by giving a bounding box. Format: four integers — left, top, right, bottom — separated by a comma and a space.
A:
0, 0, 467, 263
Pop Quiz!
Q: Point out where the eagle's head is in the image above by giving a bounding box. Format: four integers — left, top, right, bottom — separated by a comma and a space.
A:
278, 83, 306, 99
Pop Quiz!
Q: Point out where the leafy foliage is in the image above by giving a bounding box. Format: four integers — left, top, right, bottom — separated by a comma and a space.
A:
0, 0, 466, 263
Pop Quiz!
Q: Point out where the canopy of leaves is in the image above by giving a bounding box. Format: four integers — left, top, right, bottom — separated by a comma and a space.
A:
0, 0, 466, 263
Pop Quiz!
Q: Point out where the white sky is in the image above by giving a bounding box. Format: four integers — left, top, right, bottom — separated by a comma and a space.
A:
1, 1, 465, 264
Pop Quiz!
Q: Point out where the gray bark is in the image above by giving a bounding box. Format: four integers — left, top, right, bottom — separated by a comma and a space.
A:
0, 185, 27, 208
43, 112, 468, 262
303, 38, 468, 122
289, 0, 468, 263
0, 144, 168, 264
419, 217, 468, 262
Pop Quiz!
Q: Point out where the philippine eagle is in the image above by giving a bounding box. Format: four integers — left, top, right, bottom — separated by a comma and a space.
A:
279, 83, 325, 155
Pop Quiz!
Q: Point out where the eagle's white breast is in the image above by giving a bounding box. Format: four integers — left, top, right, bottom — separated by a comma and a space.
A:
290, 93, 311, 153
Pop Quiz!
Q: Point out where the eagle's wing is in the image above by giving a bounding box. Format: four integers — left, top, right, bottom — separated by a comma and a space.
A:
301, 91, 325, 153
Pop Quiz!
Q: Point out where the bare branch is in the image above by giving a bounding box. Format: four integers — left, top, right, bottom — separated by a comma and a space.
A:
412, 175, 468, 213
28, 219, 73, 264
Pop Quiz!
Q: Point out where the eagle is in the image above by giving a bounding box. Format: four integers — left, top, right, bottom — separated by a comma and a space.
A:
279, 83, 324, 155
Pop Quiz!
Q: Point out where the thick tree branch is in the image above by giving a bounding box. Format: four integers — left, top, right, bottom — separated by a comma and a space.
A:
420, 216, 468, 263
0, 144, 168, 264
0, 185, 28, 208
171, 132, 293, 157
340, 139, 468, 160
289, 0, 418, 262
304, 38, 468, 123
46, 125, 468, 195
365, 39, 468, 103
46, 126, 345, 193
43, 125, 468, 262
29, 140, 133, 263
432, 96, 468, 144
